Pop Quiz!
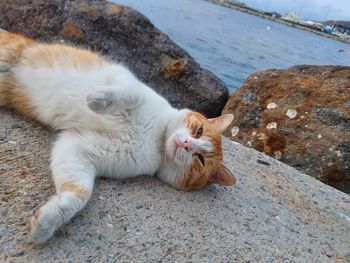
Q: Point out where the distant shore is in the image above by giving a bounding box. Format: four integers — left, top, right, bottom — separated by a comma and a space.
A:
207, 0, 350, 45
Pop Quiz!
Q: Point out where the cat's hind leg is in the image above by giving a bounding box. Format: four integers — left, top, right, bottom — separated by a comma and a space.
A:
28, 132, 96, 243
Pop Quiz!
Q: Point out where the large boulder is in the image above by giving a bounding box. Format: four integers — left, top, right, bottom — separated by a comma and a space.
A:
223, 65, 350, 190
0, 0, 228, 117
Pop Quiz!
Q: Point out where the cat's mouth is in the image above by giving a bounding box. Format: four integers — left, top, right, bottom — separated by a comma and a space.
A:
174, 138, 192, 155
165, 131, 193, 163
172, 141, 196, 168
166, 138, 188, 162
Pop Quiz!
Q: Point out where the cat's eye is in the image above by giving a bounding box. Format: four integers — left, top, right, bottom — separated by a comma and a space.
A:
194, 126, 203, 138
196, 154, 205, 166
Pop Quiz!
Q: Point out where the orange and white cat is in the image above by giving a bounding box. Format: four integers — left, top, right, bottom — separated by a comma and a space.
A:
0, 31, 236, 243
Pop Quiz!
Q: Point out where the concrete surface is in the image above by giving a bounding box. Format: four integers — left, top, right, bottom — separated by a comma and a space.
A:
1, 108, 350, 262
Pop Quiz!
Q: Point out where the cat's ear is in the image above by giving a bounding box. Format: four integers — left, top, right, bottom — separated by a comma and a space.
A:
207, 114, 234, 133
209, 162, 236, 186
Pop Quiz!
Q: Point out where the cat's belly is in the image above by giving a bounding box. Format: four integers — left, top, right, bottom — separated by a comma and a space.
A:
90, 134, 163, 179
100, 148, 161, 179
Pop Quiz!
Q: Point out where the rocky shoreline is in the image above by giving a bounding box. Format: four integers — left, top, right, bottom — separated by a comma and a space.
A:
207, 0, 350, 45
1, 0, 350, 261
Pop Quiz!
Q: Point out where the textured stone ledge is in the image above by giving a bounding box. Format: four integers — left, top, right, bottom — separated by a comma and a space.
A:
1, 109, 349, 262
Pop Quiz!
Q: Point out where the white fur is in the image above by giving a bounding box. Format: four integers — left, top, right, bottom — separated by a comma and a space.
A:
3, 50, 215, 243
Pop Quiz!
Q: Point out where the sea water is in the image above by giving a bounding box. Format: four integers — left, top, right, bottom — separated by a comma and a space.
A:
115, 0, 350, 93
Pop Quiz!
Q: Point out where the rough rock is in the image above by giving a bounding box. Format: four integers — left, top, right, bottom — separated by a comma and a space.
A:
223, 65, 350, 192
1, 106, 350, 262
0, 0, 228, 118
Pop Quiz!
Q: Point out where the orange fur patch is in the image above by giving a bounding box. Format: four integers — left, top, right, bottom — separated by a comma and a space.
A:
0, 81, 11, 106
0, 32, 38, 117
184, 166, 209, 190
22, 44, 104, 69
181, 111, 226, 190
11, 81, 38, 118
184, 111, 223, 160
0, 75, 38, 118
0, 31, 105, 120
60, 182, 87, 199
0, 31, 37, 63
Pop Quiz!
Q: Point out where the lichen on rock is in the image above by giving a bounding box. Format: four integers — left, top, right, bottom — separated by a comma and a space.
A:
223, 65, 350, 191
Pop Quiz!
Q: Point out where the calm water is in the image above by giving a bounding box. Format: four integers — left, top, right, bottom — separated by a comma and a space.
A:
115, 0, 350, 92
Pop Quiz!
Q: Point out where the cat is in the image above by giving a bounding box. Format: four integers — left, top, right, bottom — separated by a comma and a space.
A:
0, 31, 236, 243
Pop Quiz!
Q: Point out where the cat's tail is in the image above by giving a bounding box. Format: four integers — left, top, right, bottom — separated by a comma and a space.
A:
0, 30, 37, 106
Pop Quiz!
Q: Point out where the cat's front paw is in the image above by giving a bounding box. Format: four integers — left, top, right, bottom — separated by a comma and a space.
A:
28, 208, 58, 244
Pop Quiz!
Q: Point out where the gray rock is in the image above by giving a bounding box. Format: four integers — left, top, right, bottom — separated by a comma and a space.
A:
1, 108, 349, 262
1, 207, 9, 217
0, 0, 228, 117
11, 123, 22, 129
10, 250, 25, 257
0, 131, 7, 140
1, 240, 13, 252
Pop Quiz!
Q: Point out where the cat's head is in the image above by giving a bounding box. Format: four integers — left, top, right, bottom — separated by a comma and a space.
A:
159, 110, 236, 191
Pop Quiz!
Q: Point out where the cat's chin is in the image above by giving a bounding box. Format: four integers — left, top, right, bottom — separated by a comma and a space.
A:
173, 147, 189, 164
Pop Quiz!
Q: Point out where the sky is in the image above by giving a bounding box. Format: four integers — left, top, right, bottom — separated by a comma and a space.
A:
238, 0, 350, 21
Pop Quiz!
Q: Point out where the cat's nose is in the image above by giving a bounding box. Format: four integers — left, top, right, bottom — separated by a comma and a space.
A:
182, 140, 192, 152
